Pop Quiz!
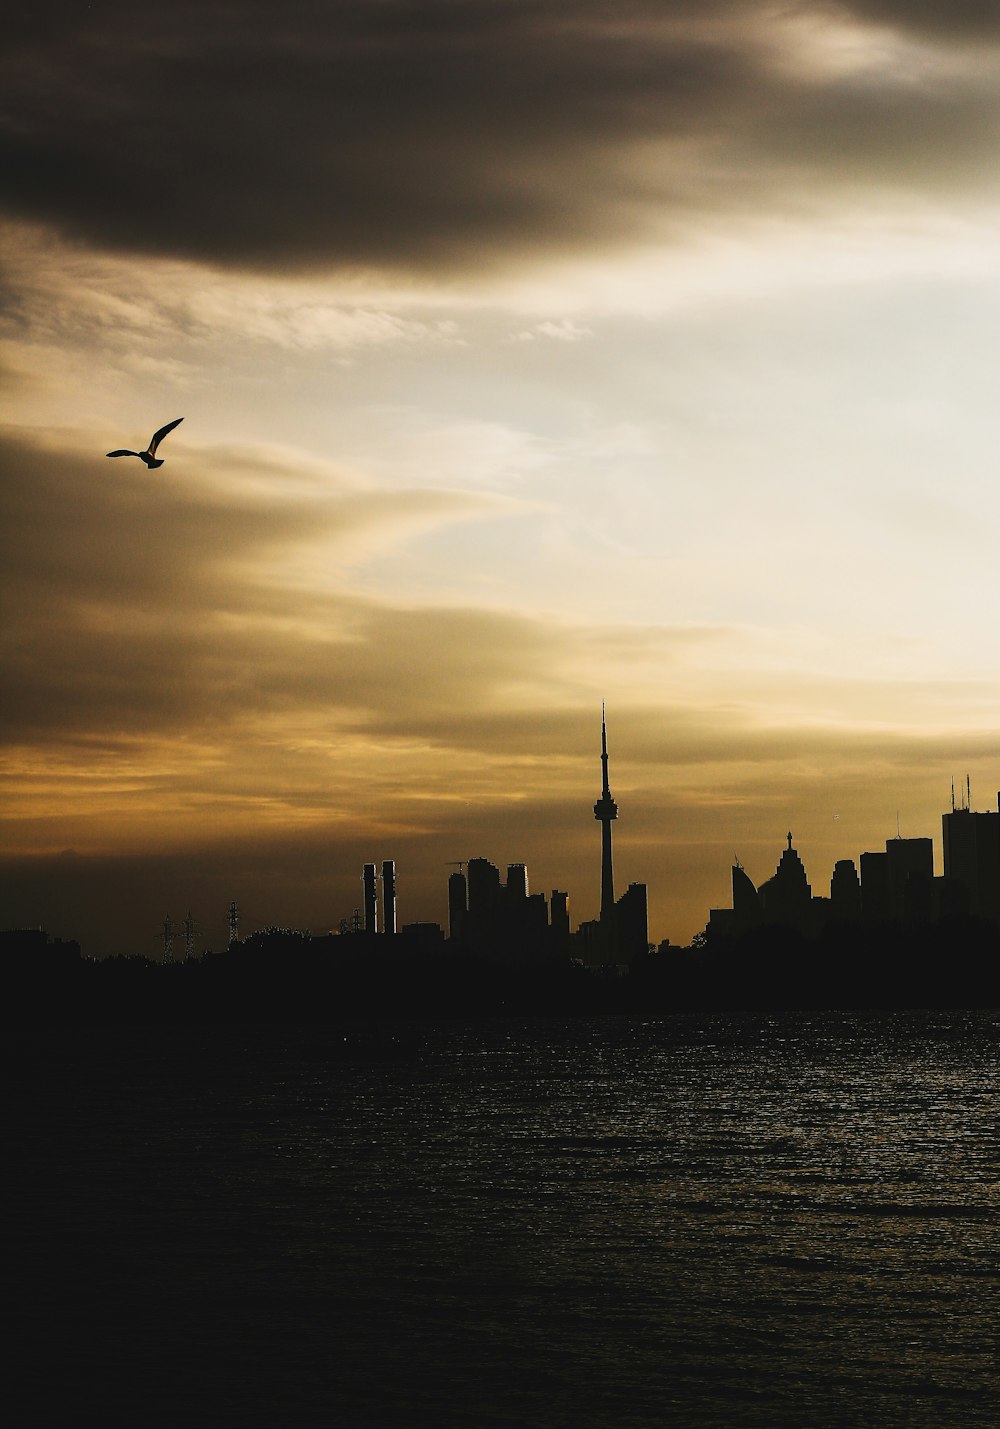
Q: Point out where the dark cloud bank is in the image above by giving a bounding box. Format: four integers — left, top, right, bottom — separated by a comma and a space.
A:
0, 430, 559, 745
3, 1, 999, 273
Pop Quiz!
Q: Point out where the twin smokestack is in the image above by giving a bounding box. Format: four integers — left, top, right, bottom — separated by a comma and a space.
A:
362, 861, 397, 935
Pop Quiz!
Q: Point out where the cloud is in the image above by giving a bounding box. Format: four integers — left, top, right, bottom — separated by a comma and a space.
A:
4, 2, 1000, 276
0, 428, 513, 742
844, 1, 1000, 41
4, 423, 997, 762
509, 319, 592, 343
0, 222, 466, 355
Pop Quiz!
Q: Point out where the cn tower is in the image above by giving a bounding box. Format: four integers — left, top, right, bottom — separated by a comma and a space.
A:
593, 703, 618, 926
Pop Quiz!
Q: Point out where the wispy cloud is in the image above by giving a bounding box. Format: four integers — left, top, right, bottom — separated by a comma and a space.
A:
509, 319, 593, 343
0, 223, 467, 355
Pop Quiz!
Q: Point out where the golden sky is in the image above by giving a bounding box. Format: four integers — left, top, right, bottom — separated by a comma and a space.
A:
2, 1, 999, 954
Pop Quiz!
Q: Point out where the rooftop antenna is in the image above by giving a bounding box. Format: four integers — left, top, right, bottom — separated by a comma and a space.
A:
895, 810, 901, 839
951, 777, 955, 813
967, 774, 972, 811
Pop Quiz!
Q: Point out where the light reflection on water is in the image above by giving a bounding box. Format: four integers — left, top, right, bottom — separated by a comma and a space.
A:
11, 1012, 999, 1426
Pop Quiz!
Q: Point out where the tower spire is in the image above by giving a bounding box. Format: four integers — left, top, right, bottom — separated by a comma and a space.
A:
594, 704, 619, 930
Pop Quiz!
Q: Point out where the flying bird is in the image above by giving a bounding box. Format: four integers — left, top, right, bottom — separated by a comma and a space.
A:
106, 417, 184, 469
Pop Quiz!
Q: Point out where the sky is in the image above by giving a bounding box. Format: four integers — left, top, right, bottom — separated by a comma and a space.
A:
2, 0, 999, 956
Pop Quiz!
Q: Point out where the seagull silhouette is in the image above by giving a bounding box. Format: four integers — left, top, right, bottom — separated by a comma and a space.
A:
107, 417, 183, 469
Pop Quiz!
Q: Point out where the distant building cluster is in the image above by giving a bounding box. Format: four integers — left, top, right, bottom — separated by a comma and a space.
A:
342, 709, 650, 967
706, 785, 1000, 940
0, 927, 81, 964
6, 714, 997, 970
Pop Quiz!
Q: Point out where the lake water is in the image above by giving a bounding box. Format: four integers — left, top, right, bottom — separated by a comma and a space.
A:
10, 1012, 999, 1426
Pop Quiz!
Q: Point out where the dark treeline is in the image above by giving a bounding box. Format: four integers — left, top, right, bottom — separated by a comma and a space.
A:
5, 917, 999, 1024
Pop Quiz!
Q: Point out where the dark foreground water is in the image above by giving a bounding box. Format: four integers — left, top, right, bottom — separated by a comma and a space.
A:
9, 1013, 999, 1426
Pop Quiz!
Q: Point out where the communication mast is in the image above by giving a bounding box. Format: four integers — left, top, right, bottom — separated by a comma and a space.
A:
593, 704, 619, 924
183, 911, 196, 960
162, 914, 174, 962
228, 900, 239, 947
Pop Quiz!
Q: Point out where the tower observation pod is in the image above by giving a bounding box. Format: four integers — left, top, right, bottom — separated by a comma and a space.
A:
594, 704, 619, 926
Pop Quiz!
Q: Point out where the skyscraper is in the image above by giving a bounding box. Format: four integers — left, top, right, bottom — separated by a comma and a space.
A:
942, 792, 1000, 922
757, 832, 813, 932
549, 890, 570, 953
381, 859, 397, 935
506, 863, 529, 899
860, 850, 889, 923
593, 704, 618, 931
447, 869, 468, 942
830, 859, 862, 921
884, 836, 933, 921
362, 863, 378, 934
467, 857, 502, 923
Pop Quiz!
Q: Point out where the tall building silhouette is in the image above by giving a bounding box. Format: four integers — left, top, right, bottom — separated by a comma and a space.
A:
616, 882, 648, 958
448, 869, 467, 942
830, 859, 862, 921
860, 849, 889, 922
550, 890, 570, 954
467, 857, 502, 924
363, 863, 378, 934
593, 704, 618, 934
506, 863, 528, 900
758, 832, 813, 930
732, 859, 761, 931
885, 837, 934, 921
942, 791, 1000, 921
381, 859, 396, 935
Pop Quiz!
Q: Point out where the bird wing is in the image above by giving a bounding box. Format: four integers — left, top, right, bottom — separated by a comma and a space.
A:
147, 416, 183, 456
107, 449, 139, 458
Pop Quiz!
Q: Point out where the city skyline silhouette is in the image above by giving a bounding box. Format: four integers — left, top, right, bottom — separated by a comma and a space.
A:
3, 3, 999, 959
6, 9, 1000, 1426
4, 704, 997, 969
